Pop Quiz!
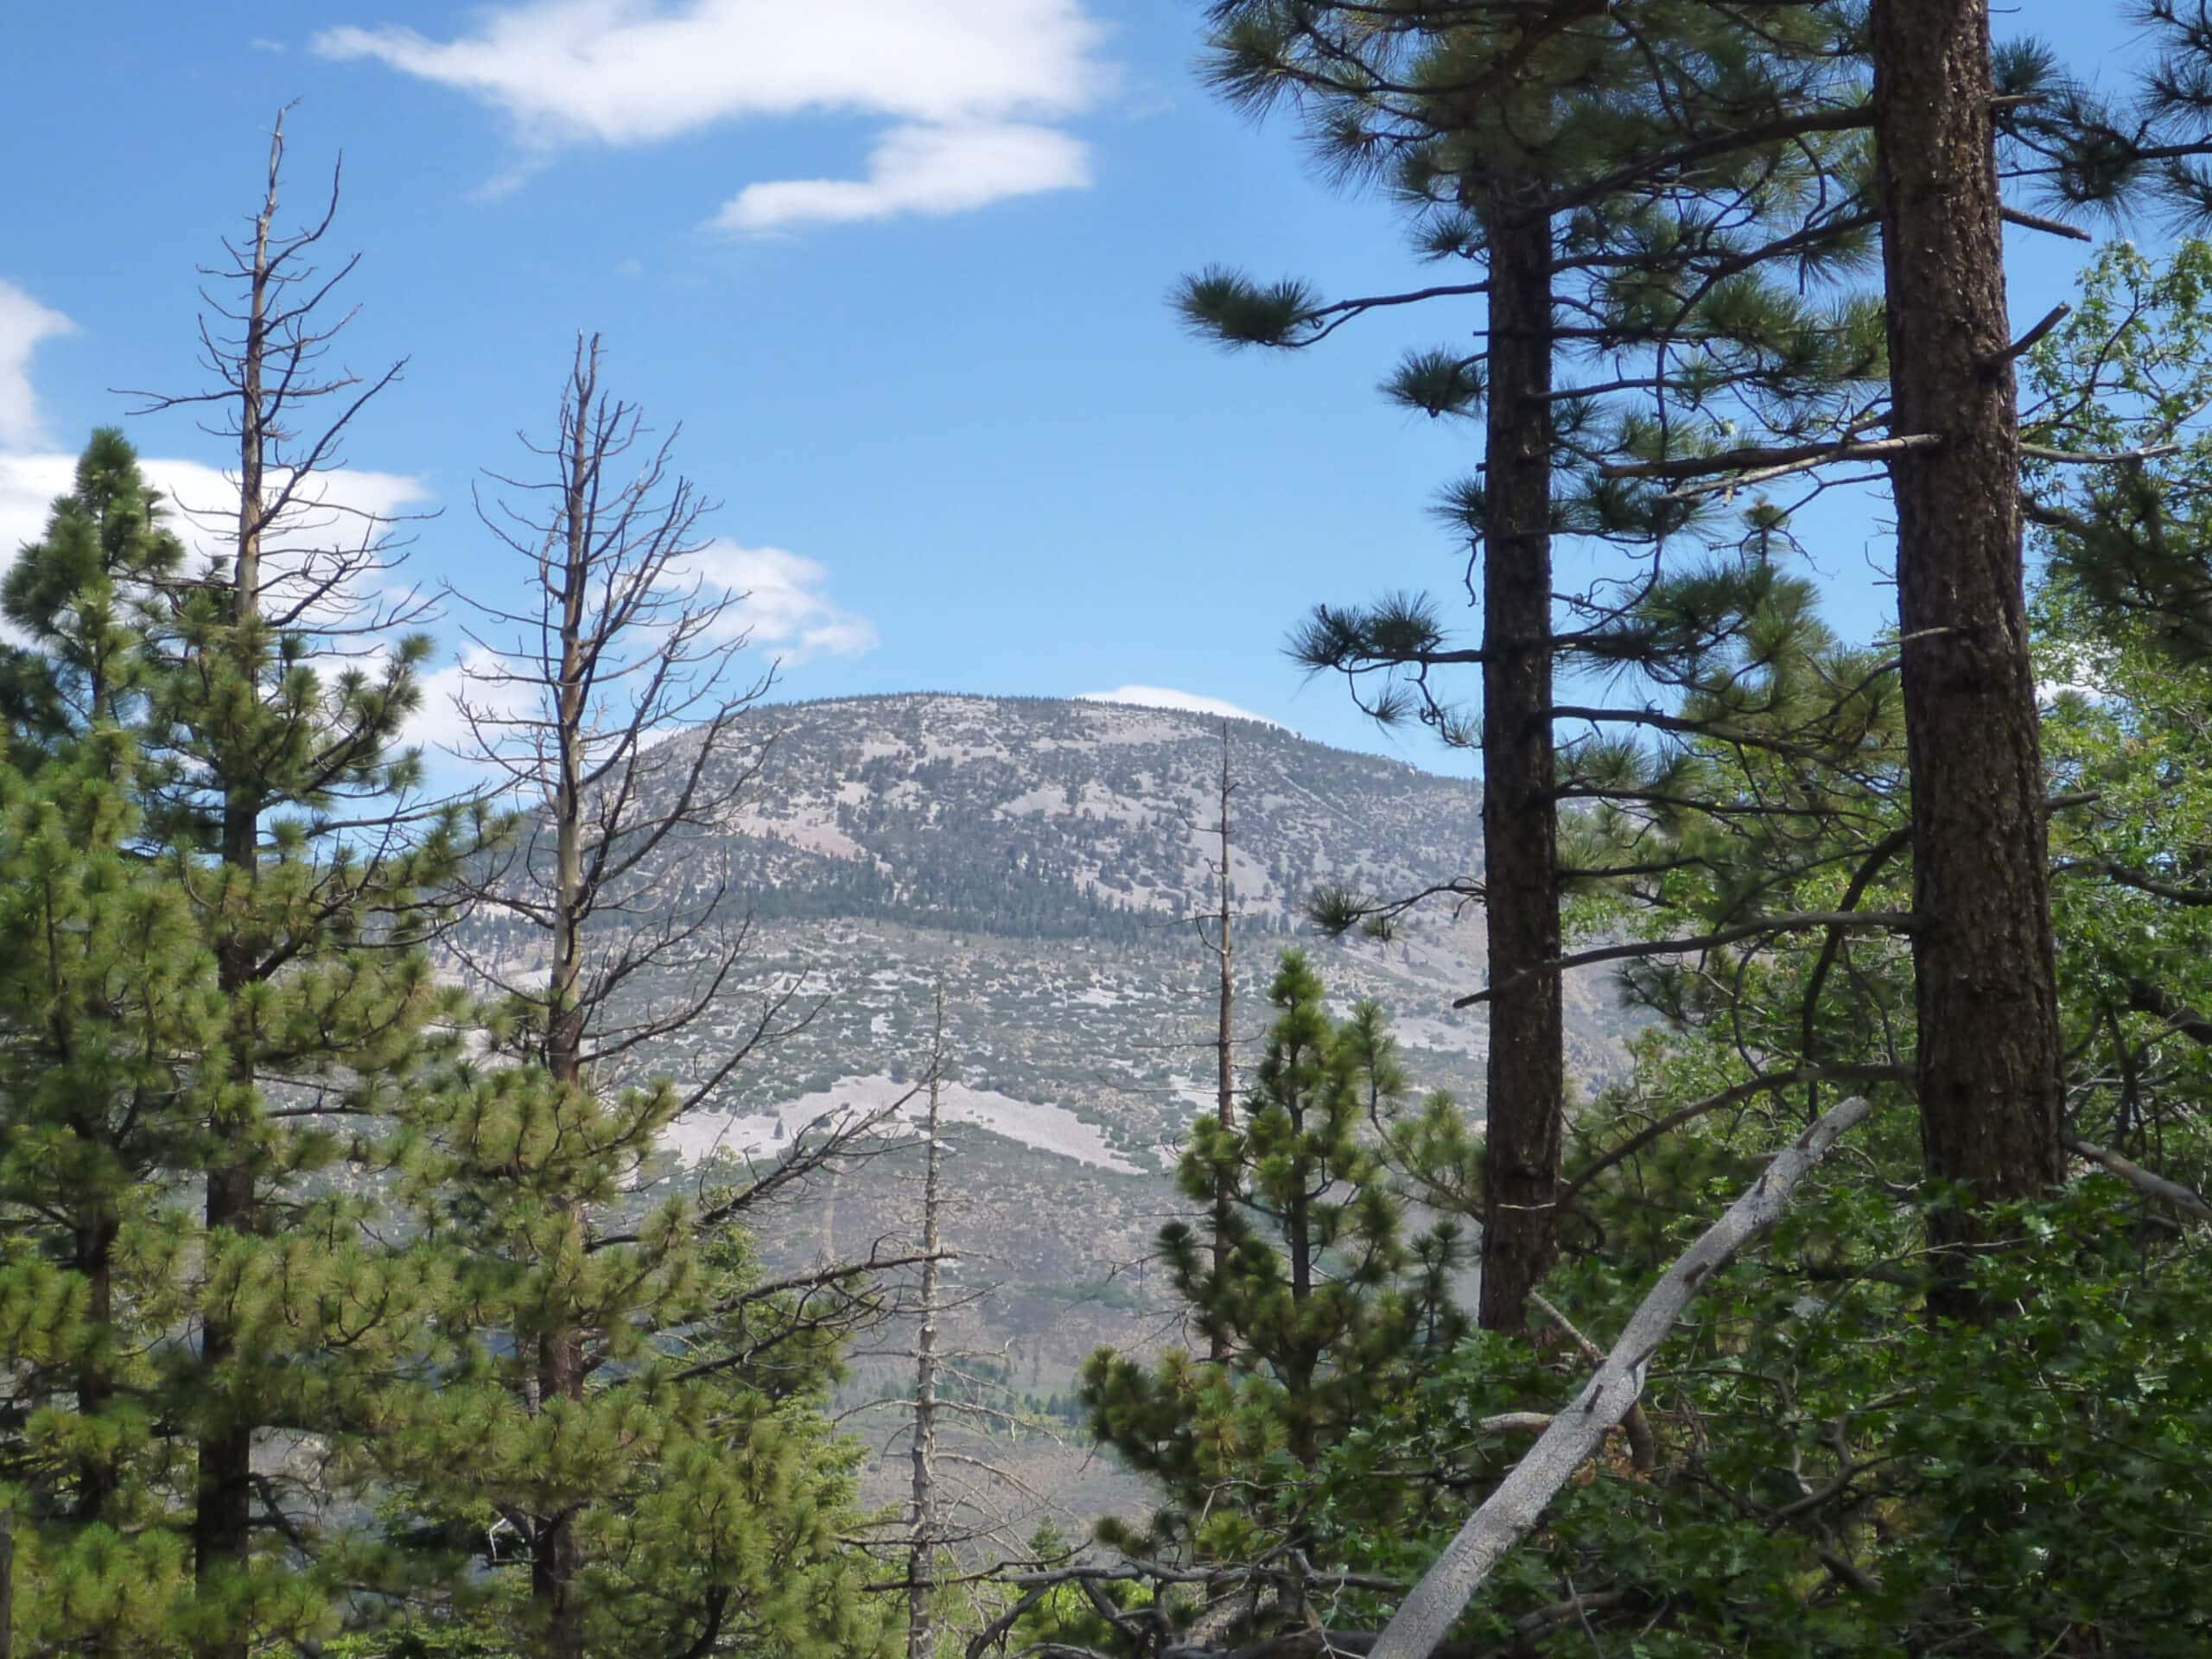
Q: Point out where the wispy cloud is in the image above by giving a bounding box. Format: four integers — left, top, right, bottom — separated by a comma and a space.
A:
314, 0, 1108, 230
712, 120, 1089, 232
0, 451, 435, 598
689, 542, 880, 664
408, 543, 877, 766
1077, 685, 1285, 729
0, 283, 74, 448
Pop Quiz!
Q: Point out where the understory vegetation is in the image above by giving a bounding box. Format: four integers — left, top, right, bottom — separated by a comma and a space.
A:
6, 4, 2212, 1656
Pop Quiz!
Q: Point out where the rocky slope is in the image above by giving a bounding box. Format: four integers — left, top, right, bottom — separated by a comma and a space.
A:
449, 691, 1636, 1519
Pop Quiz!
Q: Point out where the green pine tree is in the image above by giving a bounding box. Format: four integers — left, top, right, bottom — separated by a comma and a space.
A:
1080, 951, 1468, 1603
117, 113, 496, 1657
0, 430, 212, 1654
1185, 0, 1879, 1329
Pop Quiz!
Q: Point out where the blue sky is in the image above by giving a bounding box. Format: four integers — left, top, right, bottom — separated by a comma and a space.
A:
0, 3, 2160, 774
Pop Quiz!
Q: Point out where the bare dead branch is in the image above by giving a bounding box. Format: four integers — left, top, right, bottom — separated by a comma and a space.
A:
1366, 1098, 1872, 1659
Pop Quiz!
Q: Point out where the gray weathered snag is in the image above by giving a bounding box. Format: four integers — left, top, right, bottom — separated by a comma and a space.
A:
1368, 1096, 1873, 1659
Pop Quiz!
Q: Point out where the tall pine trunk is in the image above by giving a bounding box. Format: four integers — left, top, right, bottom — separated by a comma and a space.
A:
534, 387, 597, 1659
1476, 172, 1564, 1333
194, 145, 276, 1659
1871, 0, 2064, 1321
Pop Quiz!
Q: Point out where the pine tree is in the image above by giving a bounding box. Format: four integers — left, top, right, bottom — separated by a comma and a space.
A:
1605, 1, 2212, 1318
1079, 951, 1467, 1608
0, 431, 211, 1653
120, 112, 492, 1656
1861, 0, 2066, 1320
1185, 0, 1878, 1329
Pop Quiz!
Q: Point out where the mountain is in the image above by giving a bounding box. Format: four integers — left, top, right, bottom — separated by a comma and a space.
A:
448, 691, 1635, 1519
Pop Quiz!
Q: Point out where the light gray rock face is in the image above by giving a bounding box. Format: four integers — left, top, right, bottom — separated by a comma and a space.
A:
445, 691, 1634, 1442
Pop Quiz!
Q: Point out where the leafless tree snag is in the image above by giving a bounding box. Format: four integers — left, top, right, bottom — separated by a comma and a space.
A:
442, 333, 904, 1656
1204, 726, 1236, 1360
909, 985, 950, 1659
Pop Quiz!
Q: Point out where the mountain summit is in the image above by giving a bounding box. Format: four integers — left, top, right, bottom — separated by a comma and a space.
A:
454, 691, 1630, 1173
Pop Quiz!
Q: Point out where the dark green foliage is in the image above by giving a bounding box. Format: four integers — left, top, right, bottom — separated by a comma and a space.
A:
1081, 953, 1468, 1568
385, 1071, 897, 1658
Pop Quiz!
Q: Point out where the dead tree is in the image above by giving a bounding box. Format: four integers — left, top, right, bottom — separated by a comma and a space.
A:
1205, 726, 1236, 1360
909, 985, 949, 1659
854, 988, 1089, 1649
443, 334, 898, 1656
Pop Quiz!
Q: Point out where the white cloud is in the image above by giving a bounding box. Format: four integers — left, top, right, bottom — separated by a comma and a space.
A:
409, 543, 875, 772
405, 645, 525, 761
687, 541, 880, 664
0, 283, 74, 448
1077, 685, 1286, 729
0, 452, 73, 562
313, 0, 1105, 229
712, 120, 1089, 232
0, 451, 435, 616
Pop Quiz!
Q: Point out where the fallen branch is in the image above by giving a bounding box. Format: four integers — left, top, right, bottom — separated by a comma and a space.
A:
1367, 1096, 1874, 1659
2068, 1137, 2212, 1224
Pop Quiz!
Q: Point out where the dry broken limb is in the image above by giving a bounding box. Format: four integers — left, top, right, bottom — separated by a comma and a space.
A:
1365, 1096, 1873, 1659
966, 1098, 1872, 1659
2067, 1137, 2212, 1224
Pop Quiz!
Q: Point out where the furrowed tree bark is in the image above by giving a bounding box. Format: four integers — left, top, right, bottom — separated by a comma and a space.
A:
1870, 0, 2064, 1322
1476, 168, 1564, 1333
1369, 1097, 1872, 1659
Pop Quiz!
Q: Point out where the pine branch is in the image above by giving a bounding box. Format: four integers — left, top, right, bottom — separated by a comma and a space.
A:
1453, 912, 1917, 1008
